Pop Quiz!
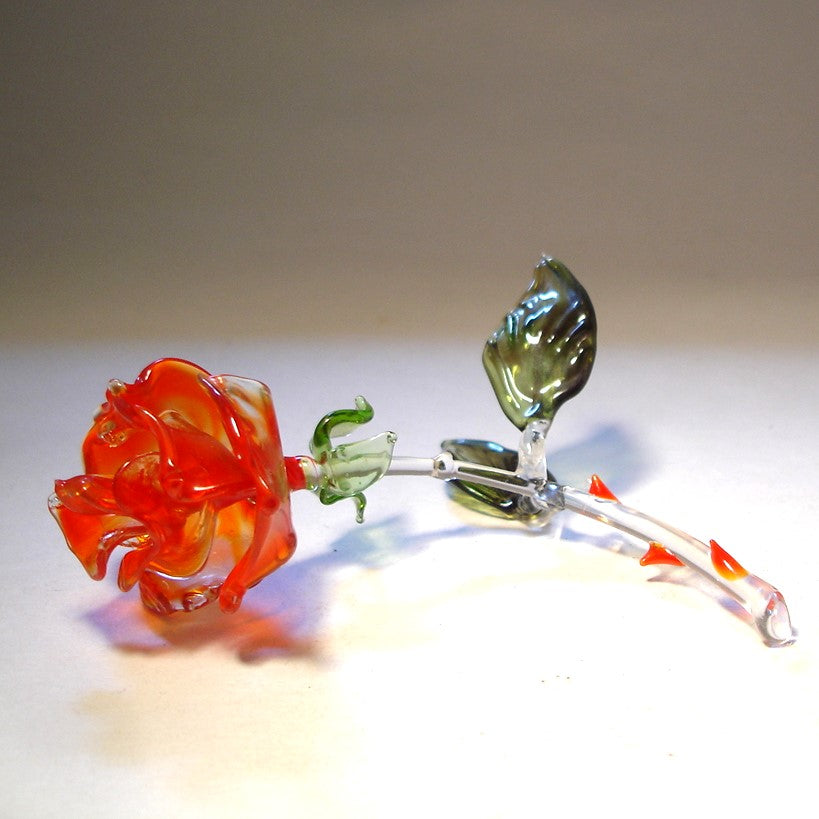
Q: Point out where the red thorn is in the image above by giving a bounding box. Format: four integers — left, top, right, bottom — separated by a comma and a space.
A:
640, 541, 685, 568
710, 539, 748, 581
589, 474, 619, 502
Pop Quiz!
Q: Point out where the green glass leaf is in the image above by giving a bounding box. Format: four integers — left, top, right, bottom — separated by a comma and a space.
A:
441, 439, 519, 519
309, 396, 396, 523
441, 438, 555, 522
482, 256, 597, 430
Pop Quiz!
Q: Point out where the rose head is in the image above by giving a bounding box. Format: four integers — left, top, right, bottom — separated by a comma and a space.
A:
50, 358, 302, 615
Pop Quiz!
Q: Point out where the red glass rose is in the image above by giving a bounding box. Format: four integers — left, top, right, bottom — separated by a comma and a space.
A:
49, 358, 305, 615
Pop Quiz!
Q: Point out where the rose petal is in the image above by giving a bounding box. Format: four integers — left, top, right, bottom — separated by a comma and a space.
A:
83, 359, 227, 478
54, 475, 120, 514
205, 374, 288, 496
49, 493, 143, 580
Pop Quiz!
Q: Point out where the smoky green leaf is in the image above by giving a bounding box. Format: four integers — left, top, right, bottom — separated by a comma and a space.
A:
441, 438, 554, 521
482, 256, 597, 430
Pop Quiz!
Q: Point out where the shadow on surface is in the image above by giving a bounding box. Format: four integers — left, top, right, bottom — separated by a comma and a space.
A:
548, 423, 650, 492
85, 514, 474, 662
84, 420, 754, 656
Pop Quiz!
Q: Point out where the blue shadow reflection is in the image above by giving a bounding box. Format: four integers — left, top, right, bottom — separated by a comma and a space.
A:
85, 422, 684, 661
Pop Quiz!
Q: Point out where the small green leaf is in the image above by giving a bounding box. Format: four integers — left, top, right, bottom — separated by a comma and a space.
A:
441, 439, 555, 522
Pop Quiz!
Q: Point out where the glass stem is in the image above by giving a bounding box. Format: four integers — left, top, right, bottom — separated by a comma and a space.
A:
384, 454, 795, 647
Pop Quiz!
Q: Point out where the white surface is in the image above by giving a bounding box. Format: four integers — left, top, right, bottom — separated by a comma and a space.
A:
1, 339, 817, 818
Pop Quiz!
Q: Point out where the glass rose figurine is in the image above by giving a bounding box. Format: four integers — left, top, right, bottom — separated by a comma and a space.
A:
49, 359, 302, 614
50, 257, 796, 647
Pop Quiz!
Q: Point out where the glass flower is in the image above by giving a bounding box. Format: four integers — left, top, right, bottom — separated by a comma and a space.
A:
47, 257, 796, 647
49, 358, 303, 615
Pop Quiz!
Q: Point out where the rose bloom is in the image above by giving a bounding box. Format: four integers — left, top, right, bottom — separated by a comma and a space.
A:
50, 358, 307, 615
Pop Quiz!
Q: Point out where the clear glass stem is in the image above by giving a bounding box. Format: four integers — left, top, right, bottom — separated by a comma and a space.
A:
557, 486, 795, 647
384, 455, 795, 647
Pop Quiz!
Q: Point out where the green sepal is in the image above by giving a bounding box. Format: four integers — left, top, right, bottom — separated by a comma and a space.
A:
309, 396, 396, 523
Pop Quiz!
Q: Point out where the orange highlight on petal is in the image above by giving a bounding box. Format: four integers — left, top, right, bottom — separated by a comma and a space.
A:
710, 539, 748, 581
640, 541, 684, 568
589, 474, 619, 501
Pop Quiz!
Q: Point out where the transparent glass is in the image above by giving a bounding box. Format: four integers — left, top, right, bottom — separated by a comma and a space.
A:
483, 256, 597, 429
557, 484, 794, 646
49, 359, 299, 615
308, 395, 397, 523
387, 445, 795, 647
49, 256, 796, 648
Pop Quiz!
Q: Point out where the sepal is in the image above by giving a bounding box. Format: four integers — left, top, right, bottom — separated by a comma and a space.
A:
309, 396, 396, 523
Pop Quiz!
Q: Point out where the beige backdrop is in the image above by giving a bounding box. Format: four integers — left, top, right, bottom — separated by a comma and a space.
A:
2, 2, 816, 346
